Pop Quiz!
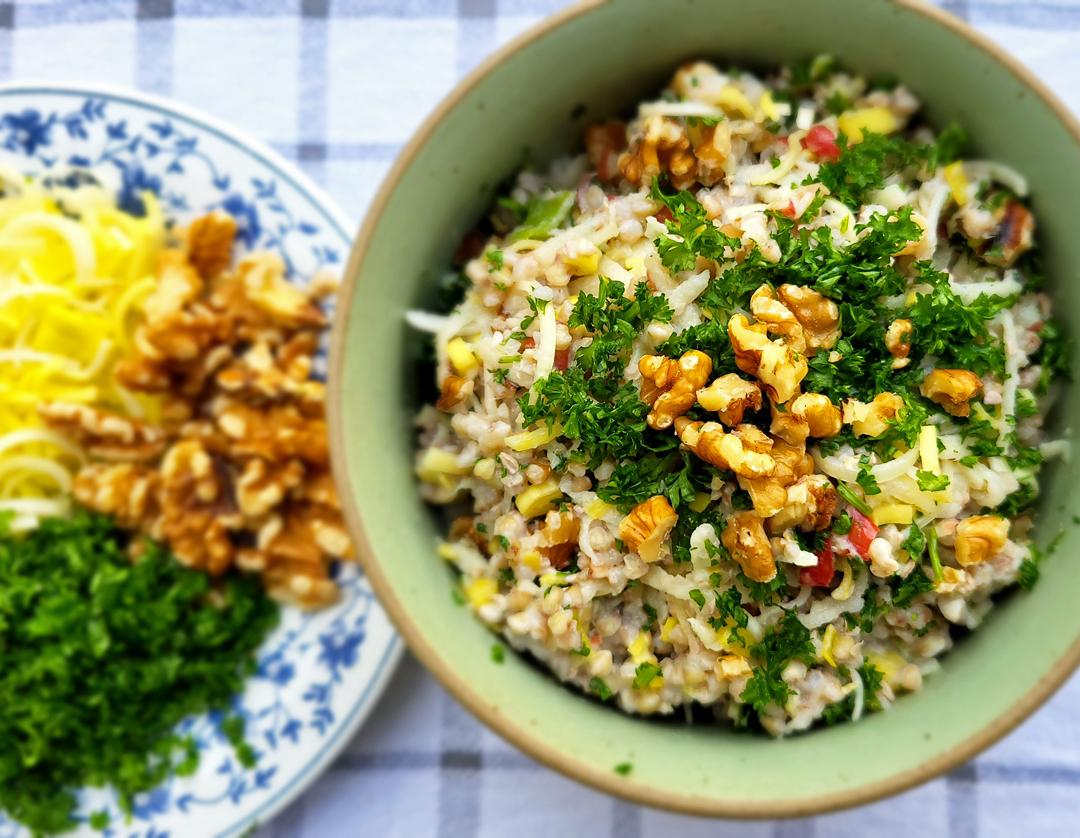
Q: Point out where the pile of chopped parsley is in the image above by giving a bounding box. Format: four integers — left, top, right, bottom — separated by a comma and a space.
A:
0, 513, 278, 836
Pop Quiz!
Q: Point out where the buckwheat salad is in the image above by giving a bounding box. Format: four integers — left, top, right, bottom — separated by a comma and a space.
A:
411, 58, 1070, 736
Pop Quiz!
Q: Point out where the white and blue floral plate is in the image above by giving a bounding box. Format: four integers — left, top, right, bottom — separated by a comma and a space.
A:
0, 83, 402, 838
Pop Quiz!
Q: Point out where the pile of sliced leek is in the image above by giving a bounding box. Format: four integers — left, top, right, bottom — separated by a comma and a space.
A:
0, 168, 164, 531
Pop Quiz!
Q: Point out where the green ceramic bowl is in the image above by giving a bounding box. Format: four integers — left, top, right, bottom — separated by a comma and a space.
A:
329, 0, 1080, 816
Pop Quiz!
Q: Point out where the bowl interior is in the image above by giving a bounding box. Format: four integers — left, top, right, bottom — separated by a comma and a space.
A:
332, 0, 1080, 814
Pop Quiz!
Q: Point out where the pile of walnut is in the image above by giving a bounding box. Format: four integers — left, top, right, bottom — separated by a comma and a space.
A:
618, 282, 990, 585
39, 211, 352, 609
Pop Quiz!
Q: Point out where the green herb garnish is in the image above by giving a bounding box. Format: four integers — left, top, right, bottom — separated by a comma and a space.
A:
0, 513, 278, 836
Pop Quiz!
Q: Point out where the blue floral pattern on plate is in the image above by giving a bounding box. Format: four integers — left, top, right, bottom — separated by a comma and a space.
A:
0, 86, 400, 838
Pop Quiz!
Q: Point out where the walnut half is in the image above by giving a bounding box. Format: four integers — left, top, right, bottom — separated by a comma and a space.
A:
885, 319, 913, 370
920, 369, 983, 417
618, 495, 679, 562
843, 392, 905, 437
721, 510, 776, 582
639, 350, 713, 430
728, 314, 807, 404
674, 417, 776, 478
696, 373, 762, 426
954, 515, 1009, 566
775, 284, 841, 356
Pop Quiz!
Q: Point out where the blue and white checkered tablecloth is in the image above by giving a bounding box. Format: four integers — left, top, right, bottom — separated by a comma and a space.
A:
6, 1, 1080, 835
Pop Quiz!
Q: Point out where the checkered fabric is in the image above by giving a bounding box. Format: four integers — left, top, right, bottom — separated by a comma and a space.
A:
4, 1, 1079, 835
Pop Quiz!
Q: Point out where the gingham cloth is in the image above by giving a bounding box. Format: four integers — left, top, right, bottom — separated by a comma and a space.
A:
5, 1, 1080, 835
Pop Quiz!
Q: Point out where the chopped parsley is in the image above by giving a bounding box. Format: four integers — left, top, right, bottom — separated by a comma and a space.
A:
905, 263, 1011, 377
491, 644, 506, 663
597, 450, 711, 512
817, 128, 964, 210
1035, 318, 1072, 395
589, 677, 614, 700
632, 662, 663, 690
740, 611, 816, 714
521, 276, 677, 468
1019, 557, 1040, 589
915, 469, 950, 492
836, 483, 872, 517
926, 525, 944, 582
569, 276, 672, 399
0, 513, 278, 836
856, 455, 882, 496
832, 511, 854, 536
710, 587, 750, 644
649, 179, 741, 273
737, 571, 788, 607
891, 564, 935, 610
822, 663, 885, 724
901, 524, 926, 560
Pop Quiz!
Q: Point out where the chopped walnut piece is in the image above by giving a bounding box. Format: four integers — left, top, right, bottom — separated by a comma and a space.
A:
137, 251, 225, 362
261, 557, 339, 609
216, 401, 329, 466
770, 399, 809, 447
239, 253, 327, 330
294, 467, 341, 509
186, 210, 237, 280
920, 369, 983, 417
955, 515, 1010, 566
985, 200, 1034, 267
236, 458, 306, 517
791, 392, 842, 438
39, 402, 166, 461
638, 350, 713, 430
618, 115, 697, 191
728, 314, 807, 404
158, 440, 241, 575
775, 284, 841, 355
143, 250, 204, 323
768, 475, 837, 534
674, 417, 776, 478
721, 510, 776, 583
689, 121, 731, 171
738, 437, 812, 519
750, 285, 806, 354
73, 463, 160, 528
697, 373, 762, 427
539, 509, 580, 570
115, 355, 172, 393
618, 495, 679, 562
843, 392, 906, 437
885, 319, 913, 370
436, 374, 475, 412
770, 390, 840, 447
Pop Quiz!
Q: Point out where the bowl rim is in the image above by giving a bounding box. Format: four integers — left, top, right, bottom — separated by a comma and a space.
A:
328, 0, 1080, 818
0, 79, 405, 837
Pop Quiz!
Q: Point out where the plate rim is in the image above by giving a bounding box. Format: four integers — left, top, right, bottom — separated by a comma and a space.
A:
0, 80, 404, 838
